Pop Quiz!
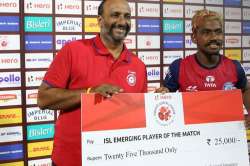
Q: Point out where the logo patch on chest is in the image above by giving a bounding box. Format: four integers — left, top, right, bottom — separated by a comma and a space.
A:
126, 71, 136, 86
204, 75, 217, 88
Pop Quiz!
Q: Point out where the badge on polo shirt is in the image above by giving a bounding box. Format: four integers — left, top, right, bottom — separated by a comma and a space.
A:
127, 71, 136, 86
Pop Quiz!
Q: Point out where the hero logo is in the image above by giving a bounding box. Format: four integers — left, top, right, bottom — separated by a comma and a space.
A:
84, 1, 100, 15
27, 75, 43, 83
163, 4, 183, 18
204, 75, 216, 88
26, 2, 51, 9
1, 58, 18, 64
138, 3, 160, 17
57, 3, 80, 10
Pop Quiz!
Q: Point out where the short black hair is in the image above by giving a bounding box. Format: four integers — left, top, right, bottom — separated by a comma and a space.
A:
98, 0, 106, 16
98, 0, 128, 16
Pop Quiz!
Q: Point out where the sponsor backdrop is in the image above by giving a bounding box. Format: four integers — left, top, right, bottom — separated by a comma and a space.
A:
0, 0, 250, 165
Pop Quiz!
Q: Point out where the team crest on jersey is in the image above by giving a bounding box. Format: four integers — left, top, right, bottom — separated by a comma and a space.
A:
223, 82, 236, 90
126, 71, 136, 86
154, 101, 175, 126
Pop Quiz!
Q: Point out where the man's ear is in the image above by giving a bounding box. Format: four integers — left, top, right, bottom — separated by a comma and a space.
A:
191, 33, 197, 44
97, 15, 102, 27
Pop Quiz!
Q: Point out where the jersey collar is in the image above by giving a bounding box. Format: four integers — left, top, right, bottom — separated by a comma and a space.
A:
92, 34, 131, 63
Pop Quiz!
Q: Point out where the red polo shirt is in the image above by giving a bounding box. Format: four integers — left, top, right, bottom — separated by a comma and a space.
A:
43, 34, 147, 166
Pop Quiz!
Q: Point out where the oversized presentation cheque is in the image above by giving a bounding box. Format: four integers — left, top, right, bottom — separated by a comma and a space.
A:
81, 90, 249, 166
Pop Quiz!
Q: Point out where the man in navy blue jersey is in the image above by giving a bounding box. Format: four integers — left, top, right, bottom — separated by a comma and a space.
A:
156, 9, 250, 119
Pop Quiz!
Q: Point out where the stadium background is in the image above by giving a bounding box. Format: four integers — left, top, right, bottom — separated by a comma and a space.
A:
0, 0, 250, 165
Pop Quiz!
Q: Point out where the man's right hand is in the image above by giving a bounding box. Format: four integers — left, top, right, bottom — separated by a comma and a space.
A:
91, 84, 124, 98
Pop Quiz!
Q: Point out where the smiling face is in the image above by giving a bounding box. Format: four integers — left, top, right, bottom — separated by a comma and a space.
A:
98, 0, 131, 44
192, 18, 223, 56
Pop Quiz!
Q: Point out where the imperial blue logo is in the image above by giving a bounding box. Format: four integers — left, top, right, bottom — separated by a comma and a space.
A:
27, 124, 54, 140
25, 35, 53, 50
137, 19, 160, 33
163, 20, 183, 33
0, 144, 23, 161
163, 35, 183, 49
0, 16, 19, 32
224, 0, 241, 6
243, 21, 250, 34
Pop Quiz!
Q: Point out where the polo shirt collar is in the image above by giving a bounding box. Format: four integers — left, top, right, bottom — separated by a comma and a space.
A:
93, 34, 131, 62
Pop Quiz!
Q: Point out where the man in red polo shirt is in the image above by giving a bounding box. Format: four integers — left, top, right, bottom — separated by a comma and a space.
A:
37, 0, 147, 165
